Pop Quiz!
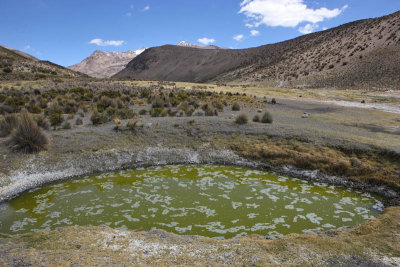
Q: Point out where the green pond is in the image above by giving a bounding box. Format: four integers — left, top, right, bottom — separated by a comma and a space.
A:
0, 165, 383, 239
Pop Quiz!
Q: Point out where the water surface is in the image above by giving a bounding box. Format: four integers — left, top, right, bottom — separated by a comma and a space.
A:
0, 165, 383, 239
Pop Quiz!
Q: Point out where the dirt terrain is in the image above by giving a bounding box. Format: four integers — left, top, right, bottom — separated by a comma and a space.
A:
0, 79, 399, 265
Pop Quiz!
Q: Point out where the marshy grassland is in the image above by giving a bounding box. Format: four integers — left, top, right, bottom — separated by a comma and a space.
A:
0, 79, 399, 266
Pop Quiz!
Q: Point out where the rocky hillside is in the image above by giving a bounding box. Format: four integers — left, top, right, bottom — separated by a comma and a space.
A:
0, 45, 84, 81
114, 11, 400, 89
69, 49, 145, 78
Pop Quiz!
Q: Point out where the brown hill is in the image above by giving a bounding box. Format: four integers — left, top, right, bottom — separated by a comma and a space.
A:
114, 11, 400, 89
0, 46, 84, 81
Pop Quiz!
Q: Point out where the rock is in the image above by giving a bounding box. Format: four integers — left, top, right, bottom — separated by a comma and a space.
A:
302, 112, 310, 118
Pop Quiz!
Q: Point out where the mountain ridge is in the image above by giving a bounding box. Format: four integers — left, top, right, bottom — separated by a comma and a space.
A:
177, 41, 222, 50
114, 11, 400, 89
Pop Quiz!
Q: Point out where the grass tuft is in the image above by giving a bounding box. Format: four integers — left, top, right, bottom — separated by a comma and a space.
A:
7, 112, 49, 153
261, 111, 273, 124
0, 113, 19, 137
235, 114, 248, 125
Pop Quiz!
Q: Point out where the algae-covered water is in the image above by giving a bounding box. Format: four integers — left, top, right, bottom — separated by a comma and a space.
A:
0, 165, 383, 239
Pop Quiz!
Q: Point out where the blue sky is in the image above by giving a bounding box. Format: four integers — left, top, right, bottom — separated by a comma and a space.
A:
0, 0, 399, 67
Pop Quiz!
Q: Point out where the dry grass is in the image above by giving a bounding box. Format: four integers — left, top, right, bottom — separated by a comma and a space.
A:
235, 114, 248, 125
6, 112, 49, 153
261, 111, 273, 123
232, 136, 400, 190
0, 113, 19, 137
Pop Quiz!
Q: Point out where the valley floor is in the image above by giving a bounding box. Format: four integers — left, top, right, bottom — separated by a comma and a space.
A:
0, 81, 399, 266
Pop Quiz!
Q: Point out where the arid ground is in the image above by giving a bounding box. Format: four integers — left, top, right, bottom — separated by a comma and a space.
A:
0, 79, 399, 266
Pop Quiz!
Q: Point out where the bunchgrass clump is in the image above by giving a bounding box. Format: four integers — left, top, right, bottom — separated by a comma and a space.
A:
232, 102, 240, 111
261, 111, 273, 123
252, 115, 260, 122
90, 111, 107, 125
7, 112, 49, 153
126, 120, 138, 132
75, 117, 83, 125
35, 115, 50, 130
47, 102, 63, 127
235, 114, 248, 125
0, 113, 19, 137
61, 121, 71, 129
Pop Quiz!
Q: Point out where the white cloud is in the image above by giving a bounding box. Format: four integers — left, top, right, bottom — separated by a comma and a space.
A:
233, 34, 244, 41
322, 26, 328, 30
89, 39, 126, 46
23, 45, 31, 50
198, 37, 215, 45
125, 12, 132, 17
239, 0, 347, 30
142, 5, 150, 11
298, 23, 319, 34
250, 30, 260, 36
130, 4, 134, 9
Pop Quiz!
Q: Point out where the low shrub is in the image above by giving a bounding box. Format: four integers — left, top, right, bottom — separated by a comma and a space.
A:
75, 117, 83, 125
204, 107, 215, 116
150, 107, 164, 117
4, 97, 26, 111
28, 104, 42, 114
49, 112, 63, 127
0, 104, 14, 115
63, 99, 78, 114
235, 114, 248, 125
90, 111, 107, 125
3, 67, 12, 73
97, 96, 112, 112
139, 109, 147, 115
212, 100, 224, 111
0, 113, 19, 137
7, 112, 49, 153
252, 115, 260, 122
261, 111, 273, 124
61, 121, 71, 129
47, 102, 63, 127
116, 108, 134, 119
35, 115, 50, 130
126, 120, 137, 132
232, 102, 240, 111
152, 97, 165, 108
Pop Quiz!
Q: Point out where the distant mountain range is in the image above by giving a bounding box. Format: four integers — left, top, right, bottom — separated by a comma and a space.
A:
68, 41, 224, 78
176, 41, 222, 50
69, 48, 145, 78
114, 11, 400, 89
